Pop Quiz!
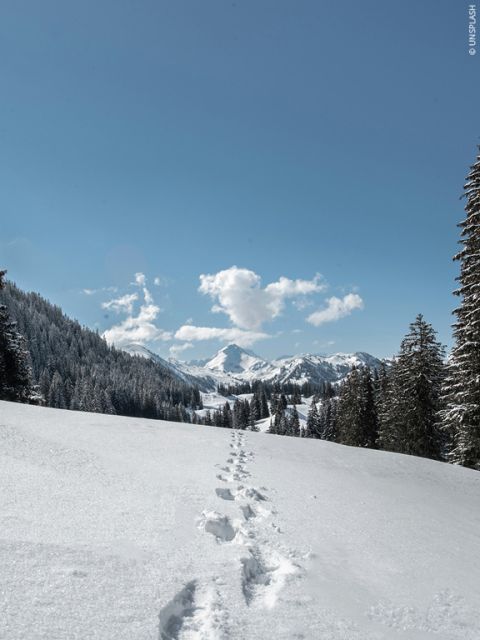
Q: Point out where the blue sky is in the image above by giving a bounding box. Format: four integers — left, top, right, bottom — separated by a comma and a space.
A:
1, 0, 479, 360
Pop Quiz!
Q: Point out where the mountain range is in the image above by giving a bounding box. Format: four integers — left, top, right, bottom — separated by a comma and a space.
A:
122, 343, 384, 390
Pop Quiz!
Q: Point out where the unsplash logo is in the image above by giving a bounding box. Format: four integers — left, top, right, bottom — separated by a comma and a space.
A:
468, 4, 477, 55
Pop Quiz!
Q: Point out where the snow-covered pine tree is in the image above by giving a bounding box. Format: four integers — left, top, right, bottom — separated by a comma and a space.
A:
267, 417, 276, 434
336, 367, 368, 446
0, 270, 32, 402
378, 315, 445, 459
48, 371, 66, 408
318, 398, 336, 441
289, 405, 300, 437
375, 361, 390, 421
278, 413, 288, 436
249, 396, 259, 431
306, 401, 320, 438
440, 149, 480, 468
360, 367, 378, 448
222, 401, 233, 428
260, 389, 270, 418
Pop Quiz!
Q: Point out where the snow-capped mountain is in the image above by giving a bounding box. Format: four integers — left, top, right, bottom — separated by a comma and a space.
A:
203, 344, 272, 378
124, 343, 384, 390
267, 351, 384, 386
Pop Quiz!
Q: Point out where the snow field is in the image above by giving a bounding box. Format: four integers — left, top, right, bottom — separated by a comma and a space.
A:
1, 401, 480, 639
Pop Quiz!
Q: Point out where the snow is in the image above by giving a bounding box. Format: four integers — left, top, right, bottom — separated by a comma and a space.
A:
1, 400, 480, 639
203, 345, 271, 378
166, 344, 386, 390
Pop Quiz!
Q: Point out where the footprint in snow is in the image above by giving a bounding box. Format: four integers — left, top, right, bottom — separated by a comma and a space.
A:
215, 487, 235, 501
198, 510, 237, 542
158, 579, 227, 640
240, 547, 300, 609
240, 504, 256, 520
236, 486, 267, 502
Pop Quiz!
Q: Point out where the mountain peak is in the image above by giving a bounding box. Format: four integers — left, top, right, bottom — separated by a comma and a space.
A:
205, 343, 267, 375
218, 343, 256, 357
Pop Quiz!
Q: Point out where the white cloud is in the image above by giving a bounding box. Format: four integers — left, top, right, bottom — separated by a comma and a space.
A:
198, 266, 326, 331
175, 324, 270, 348
134, 272, 146, 287
102, 275, 171, 347
307, 293, 364, 326
132, 271, 154, 304
169, 342, 194, 357
82, 286, 118, 296
292, 297, 314, 310
101, 293, 138, 314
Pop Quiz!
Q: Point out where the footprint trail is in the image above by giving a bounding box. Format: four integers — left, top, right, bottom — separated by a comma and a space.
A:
159, 427, 306, 635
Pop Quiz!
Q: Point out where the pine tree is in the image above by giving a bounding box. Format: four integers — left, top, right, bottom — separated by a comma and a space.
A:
336, 367, 367, 446
278, 414, 288, 436
0, 270, 32, 402
48, 371, 66, 408
306, 401, 320, 438
440, 149, 480, 468
291, 388, 302, 405
268, 417, 276, 434
378, 315, 445, 459
375, 362, 389, 417
249, 397, 259, 431
318, 398, 336, 441
260, 389, 270, 418
361, 367, 378, 448
289, 406, 300, 437
222, 401, 233, 428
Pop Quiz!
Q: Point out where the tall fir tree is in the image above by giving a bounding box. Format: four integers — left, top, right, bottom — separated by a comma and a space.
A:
289, 406, 301, 437
0, 271, 32, 402
318, 398, 336, 441
260, 389, 270, 418
360, 367, 378, 448
440, 149, 480, 468
306, 401, 320, 438
378, 315, 445, 460
336, 367, 376, 447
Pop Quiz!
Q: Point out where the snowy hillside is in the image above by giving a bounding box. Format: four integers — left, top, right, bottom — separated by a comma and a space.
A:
121, 343, 211, 389
123, 343, 385, 391
1, 401, 480, 640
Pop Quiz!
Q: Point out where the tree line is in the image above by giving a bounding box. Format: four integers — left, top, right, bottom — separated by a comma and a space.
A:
297, 314, 445, 461
0, 276, 202, 422
199, 147, 480, 471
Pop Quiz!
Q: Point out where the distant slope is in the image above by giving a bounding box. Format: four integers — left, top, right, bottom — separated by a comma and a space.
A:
2, 400, 480, 639
267, 351, 384, 385
122, 343, 220, 392
0, 282, 200, 420
167, 343, 385, 390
